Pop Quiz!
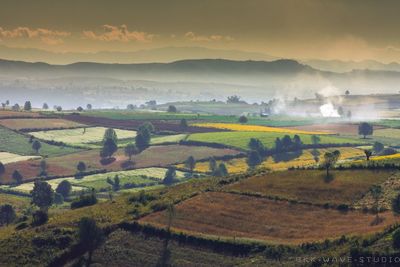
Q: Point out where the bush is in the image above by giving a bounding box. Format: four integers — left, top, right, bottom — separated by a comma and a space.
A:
393, 229, 400, 249
31, 210, 48, 226
15, 222, 29, 230
70, 193, 97, 209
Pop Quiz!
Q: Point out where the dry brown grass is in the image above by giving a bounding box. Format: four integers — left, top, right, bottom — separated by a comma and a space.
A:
140, 192, 400, 245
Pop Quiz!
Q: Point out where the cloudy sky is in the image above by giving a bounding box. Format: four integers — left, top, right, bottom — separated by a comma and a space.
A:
1, 0, 400, 63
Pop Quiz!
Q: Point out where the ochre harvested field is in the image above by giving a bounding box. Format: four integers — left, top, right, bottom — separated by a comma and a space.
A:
225, 170, 394, 205
140, 192, 399, 244
0, 118, 85, 130
63, 114, 228, 133
0, 110, 42, 119
1, 145, 239, 183
0, 152, 40, 164
283, 123, 385, 135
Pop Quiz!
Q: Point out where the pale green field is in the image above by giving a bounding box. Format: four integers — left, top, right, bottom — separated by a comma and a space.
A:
0, 152, 41, 164
2, 167, 188, 193
151, 134, 187, 145
29, 127, 136, 146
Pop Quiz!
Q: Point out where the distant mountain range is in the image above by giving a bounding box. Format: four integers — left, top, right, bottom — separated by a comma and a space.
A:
0, 45, 277, 65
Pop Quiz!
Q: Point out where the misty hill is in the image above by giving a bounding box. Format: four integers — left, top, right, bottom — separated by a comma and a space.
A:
1, 58, 400, 108
304, 59, 400, 73
0, 45, 276, 65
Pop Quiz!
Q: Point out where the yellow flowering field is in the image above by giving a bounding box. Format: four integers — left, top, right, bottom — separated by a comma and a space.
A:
179, 147, 365, 173
352, 153, 400, 163
192, 122, 329, 135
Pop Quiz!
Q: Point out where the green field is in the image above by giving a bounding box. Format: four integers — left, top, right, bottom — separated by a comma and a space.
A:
187, 131, 365, 150
0, 126, 80, 156
29, 127, 136, 147
2, 168, 189, 193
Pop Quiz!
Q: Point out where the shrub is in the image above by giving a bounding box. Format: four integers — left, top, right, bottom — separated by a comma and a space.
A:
71, 192, 97, 209
31, 210, 48, 226
393, 229, 400, 249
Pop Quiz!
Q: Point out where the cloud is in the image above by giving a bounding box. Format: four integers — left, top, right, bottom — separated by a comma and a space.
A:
0, 26, 70, 45
82, 24, 154, 42
184, 31, 234, 42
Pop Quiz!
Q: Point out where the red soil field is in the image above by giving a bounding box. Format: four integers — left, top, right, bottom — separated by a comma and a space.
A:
63, 114, 228, 133
140, 192, 400, 245
283, 123, 385, 135
0, 145, 240, 184
0, 110, 43, 119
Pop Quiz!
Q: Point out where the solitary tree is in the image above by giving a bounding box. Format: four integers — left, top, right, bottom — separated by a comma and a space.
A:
358, 122, 373, 139
42, 103, 49, 109
24, 101, 32, 111
185, 156, 196, 173
0, 162, 5, 177
238, 115, 248, 123
78, 217, 104, 265
167, 105, 177, 112
218, 163, 228, 176
124, 143, 138, 161
163, 167, 176, 185
56, 180, 72, 198
39, 160, 47, 177
345, 90, 350, 96
12, 170, 23, 184
106, 175, 120, 191
77, 161, 87, 173
311, 135, 321, 145
209, 157, 217, 174
77, 106, 83, 112
180, 118, 188, 128
86, 104, 92, 110
56, 106, 62, 112
370, 185, 382, 223
100, 138, 118, 159
31, 180, 54, 212
0, 204, 16, 226
103, 128, 118, 144
373, 141, 384, 154
364, 149, 373, 161
247, 150, 262, 169
322, 150, 341, 177
32, 140, 41, 154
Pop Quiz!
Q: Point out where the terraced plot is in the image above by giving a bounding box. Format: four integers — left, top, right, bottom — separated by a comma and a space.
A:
0, 152, 40, 164
29, 127, 136, 146
182, 147, 365, 173
0, 126, 80, 157
140, 192, 399, 244
0, 118, 85, 130
187, 131, 365, 150
225, 169, 394, 205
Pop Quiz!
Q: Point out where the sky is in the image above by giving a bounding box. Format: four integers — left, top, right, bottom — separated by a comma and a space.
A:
1, 0, 400, 63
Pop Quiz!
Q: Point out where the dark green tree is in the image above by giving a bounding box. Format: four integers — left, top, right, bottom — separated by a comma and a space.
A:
247, 150, 262, 169
185, 156, 196, 173
39, 160, 47, 177
218, 163, 228, 176
209, 157, 217, 174
31, 180, 54, 211
322, 150, 341, 177
24, 101, 32, 111
124, 143, 138, 161
42, 103, 49, 109
78, 217, 104, 265
103, 128, 118, 144
393, 229, 400, 249
238, 115, 248, 123
373, 141, 384, 154
12, 170, 23, 184
56, 180, 72, 198
358, 122, 373, 139
32, 140, 41, 154
77, 161, 87, 173
167, 105, 177, 112
0, 162, 5, 177
100, 138, 118, 159
163, 167, 176, 185
180, 118, 188, 128
54, 193, 64, 205
0, 204, 16, 226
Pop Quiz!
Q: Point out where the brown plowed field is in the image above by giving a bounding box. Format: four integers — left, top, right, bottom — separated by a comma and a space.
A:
63, 114, 227, 133
140, 192, 400, 245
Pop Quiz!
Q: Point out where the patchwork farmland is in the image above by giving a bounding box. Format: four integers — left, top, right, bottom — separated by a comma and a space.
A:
0, 105, 400, 266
